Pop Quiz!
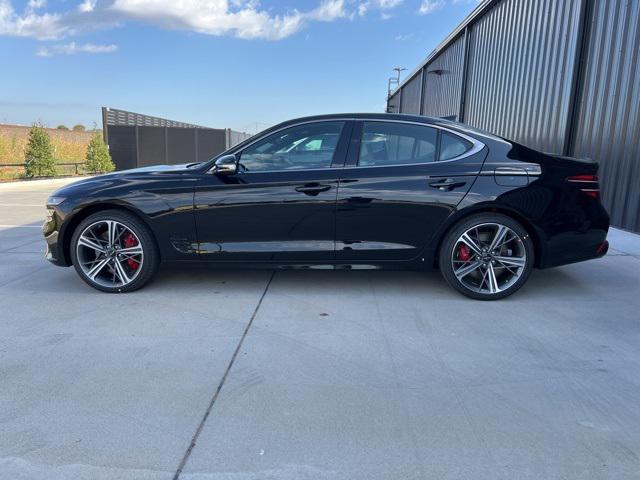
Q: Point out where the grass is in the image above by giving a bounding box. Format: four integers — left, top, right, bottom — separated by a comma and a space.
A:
0, 125, 94, 165
0, 135, 24, 165
0, 166, 24, 181
0, 163, 88, 182
0, 125, 94, 181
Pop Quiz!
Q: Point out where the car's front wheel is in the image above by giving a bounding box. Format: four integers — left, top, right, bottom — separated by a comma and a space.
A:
439, 213, 534, 300
70, 210, 159, 293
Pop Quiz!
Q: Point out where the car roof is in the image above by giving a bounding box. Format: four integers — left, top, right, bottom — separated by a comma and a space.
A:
276, 112, 444, 125
271, 113, 504, 143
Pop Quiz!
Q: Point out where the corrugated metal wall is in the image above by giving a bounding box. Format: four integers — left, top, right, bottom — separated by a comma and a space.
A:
465, 0, 582, 152
422, 35, 465, 119
387, 0, 640, 232
387, 92, 401, 113
399, 72, 422, 114
572, 0, 640, 232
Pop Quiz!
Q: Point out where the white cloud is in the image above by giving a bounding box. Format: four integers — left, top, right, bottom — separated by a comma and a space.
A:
26, 0, 46, 12
395, 32, 414, 41
418, 0, 444, 14
109, 0, 303, 40
357, 0, 403, 17
0, 0, 67, 39
0, 0, 407, 46
308, 0, 346, 22
36, 41, 117, 56
78, 0, 97, 13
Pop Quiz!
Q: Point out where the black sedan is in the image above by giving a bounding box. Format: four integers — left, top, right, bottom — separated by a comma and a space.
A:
43, 114, 609, 300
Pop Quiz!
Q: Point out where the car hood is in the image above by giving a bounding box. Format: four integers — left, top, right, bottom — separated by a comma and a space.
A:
101, 162, 195, 178
49, 163, 196, 199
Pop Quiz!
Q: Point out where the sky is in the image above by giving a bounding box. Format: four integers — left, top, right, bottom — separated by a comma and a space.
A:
0, 0, 479, 133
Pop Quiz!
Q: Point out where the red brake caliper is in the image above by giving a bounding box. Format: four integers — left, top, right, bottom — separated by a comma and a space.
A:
123, 232, 139, 270
457, 244, 471, 262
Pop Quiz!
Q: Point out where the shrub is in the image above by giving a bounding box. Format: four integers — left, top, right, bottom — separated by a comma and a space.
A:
56, 125, 69, 130
72, 124, 86, 132
85, 132, 115, 173
24, 124, 56, 177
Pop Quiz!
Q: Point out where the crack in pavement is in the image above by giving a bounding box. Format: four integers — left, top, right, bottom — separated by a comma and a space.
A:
172, 270, 276, 480
0, 264, 49, 289
0, 238, 45, 254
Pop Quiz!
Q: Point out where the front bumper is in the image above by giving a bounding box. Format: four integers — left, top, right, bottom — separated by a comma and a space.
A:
43, 207, 70, 267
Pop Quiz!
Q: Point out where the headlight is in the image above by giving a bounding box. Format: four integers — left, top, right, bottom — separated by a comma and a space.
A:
46, 196, 66, 206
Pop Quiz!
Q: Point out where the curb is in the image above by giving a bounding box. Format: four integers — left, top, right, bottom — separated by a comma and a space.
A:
0, 176, 93, 190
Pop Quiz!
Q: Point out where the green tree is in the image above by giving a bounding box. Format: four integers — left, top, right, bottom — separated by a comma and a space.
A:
72, 124, 86, 132
85, 132, 115, 174
56, 125, 69, 130
24, 124, 56, 177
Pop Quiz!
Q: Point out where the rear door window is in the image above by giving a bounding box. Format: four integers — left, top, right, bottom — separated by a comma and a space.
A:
358, 122, 438, 167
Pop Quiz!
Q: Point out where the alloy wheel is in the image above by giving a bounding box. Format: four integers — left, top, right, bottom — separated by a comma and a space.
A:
451, 222, 527, 295
76, 220, 144, 288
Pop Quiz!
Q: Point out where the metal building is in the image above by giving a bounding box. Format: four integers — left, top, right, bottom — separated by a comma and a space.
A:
102, 107, 251, 171
387, 0, 640, 233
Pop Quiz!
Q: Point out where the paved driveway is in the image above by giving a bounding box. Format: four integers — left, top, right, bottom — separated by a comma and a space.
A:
1, 178, 639, 480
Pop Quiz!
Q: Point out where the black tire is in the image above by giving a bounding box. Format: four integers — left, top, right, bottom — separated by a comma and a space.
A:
70, 209, 159, 293
438, 213, 534, 300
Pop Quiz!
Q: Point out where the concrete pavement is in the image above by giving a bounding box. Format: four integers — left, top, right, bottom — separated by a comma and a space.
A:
1, 178, 639, 479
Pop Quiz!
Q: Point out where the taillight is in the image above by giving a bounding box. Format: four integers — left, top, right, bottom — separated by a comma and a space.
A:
596, 241, 609, 256
567, 174, 598, 182
581, 189, 600, 199
567, 174, 600, 200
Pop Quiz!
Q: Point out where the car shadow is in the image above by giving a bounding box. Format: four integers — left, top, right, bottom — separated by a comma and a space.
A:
147, 261, 606, 301
1, 223, 632, 302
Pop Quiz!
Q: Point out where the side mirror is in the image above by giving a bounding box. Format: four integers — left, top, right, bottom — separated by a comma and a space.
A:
213, 154, 238, 175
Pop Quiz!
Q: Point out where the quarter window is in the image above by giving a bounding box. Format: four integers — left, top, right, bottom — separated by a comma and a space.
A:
239, 122, 344, 172
439, 131, 473, 161
358, 122, 437, 167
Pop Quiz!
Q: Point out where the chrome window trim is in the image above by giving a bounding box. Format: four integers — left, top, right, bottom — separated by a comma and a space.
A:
205, 117, 486, 174
356, 119, 485, 167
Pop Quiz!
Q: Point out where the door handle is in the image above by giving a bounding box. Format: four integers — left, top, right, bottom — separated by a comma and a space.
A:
429, 179, 467, 191
295, 183, 332, 196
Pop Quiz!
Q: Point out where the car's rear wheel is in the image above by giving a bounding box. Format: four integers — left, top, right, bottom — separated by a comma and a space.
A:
439, 213, 534, 300
70, 210, 159, 293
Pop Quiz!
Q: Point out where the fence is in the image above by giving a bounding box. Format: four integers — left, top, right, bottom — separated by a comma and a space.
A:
102, 107, 251, 171
0, 161, 86, 177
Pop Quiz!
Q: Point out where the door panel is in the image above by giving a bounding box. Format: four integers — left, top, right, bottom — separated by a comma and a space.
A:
335, 121, 486, 262
193, 121, 351, 262
194, 170, 339, 261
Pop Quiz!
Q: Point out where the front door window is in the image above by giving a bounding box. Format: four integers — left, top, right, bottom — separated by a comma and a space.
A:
239, 122, 345, 172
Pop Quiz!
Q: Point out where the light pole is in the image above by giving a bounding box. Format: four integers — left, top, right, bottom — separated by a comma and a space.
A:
387, 67, 406, 112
